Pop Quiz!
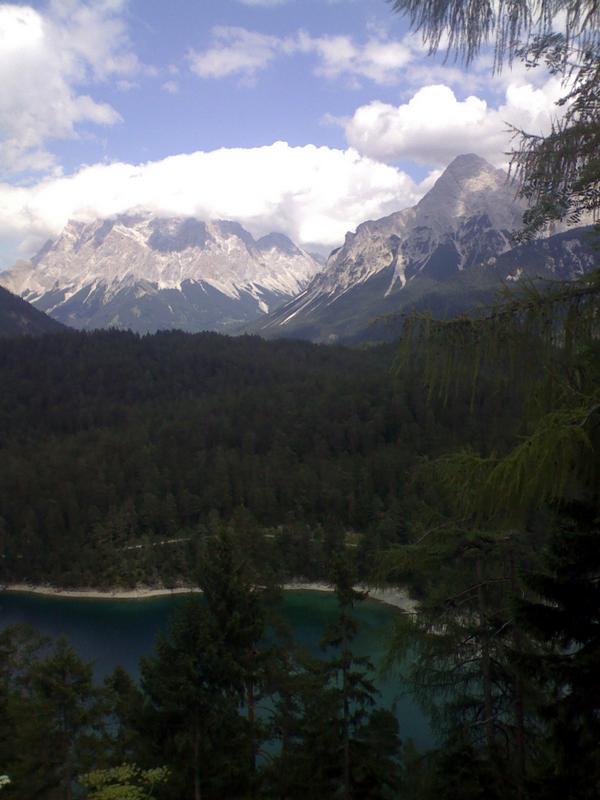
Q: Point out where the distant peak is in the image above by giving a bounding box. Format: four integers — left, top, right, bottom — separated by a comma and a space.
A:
417, 153, 509, 210
448, 153, 490, 167
256, 232, 301, 256
443, 153, 501, 179
213, 220, 256, 249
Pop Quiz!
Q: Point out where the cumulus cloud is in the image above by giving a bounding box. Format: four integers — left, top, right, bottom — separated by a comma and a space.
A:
189, 26, 415, 85
188, 27, 288, 80
340, 80, 565, 167
0, 0, 142, 175
0, 141, 427, 266
296, 31, 412, 84
161, 80, 179, 94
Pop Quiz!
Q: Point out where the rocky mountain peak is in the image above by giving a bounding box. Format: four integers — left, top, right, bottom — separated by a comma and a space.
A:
254, 153, 538, 338
445, 152, 496, 176
0, 214, 321, 333
416, 153, 523, 231
256, 232, 301, 256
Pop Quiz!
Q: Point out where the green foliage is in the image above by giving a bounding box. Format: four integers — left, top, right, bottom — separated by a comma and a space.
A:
392, 0, 600, 68
79, 764, 169, 800
517, 521, 600, 799
398, 271, 600, 525
0, 330, 415, 588
265, 555, 403, 799
383, 258, 600, 799
0, 626, 106, 800
141, 597, 248, 799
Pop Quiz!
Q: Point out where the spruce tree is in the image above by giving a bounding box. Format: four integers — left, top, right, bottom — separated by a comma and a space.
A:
388, 269, 599, 795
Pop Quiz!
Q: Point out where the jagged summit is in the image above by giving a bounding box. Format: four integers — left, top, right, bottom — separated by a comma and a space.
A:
294, 153, 524, 300
442, 152, 493, 174
253, 153, 593, 342
416, 153, 522, 232
256, 232, 302, 256
0, 214, 321, 333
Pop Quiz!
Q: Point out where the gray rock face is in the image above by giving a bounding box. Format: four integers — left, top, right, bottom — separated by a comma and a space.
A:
304, 153, 524, 298
255, 154, 596, 342
0, 215, 321, 333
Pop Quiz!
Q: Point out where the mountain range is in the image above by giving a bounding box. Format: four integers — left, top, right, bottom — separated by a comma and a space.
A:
0, 217, 320, 334
253, 154, 596, 342
1, 154, 597, 341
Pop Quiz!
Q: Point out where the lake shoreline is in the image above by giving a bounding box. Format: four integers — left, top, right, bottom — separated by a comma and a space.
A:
2, 582, 416, 612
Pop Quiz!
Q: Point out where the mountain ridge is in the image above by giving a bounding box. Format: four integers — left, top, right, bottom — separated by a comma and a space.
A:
2, 154, 595, 340
252, 154, 596, 342
0, 214, 321, 334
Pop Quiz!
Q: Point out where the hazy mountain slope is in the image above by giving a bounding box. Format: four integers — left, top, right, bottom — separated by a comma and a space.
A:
254, 155, 596, 343
0, 285, 64, 337
0, 215, 320, 333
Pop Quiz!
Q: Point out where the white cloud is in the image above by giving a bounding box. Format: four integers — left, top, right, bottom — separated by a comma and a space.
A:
0, 141, 427, 266
296, 31, 412, 84
0, 1, 142, 175
116, 79, 138, 91
188, 27, 287, 80
189, 26, 416, 85
187, 23, 559, 99
340, 79, 565, 167
161, 80, 179, 94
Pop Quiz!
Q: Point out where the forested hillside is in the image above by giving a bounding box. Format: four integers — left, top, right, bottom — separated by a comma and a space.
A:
0, 329, 494, 587
1, 268, 598, 800
0, 325, 528, 588
0, 285, 64, 338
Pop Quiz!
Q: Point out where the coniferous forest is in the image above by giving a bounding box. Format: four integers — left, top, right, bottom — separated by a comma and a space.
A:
1, 0, 599, 795
0, 268, 599, 799
0, 329, 427, 587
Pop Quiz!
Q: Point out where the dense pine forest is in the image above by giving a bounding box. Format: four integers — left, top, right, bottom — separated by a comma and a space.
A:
1, 268, 599, 799
1, 0, 599, 794
0, 328, 515, 588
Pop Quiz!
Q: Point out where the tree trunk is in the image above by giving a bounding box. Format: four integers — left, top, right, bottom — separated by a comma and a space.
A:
61, 715, 72, 800
193, 716, 202, 800
476, 557, 494, 754
509, 546, 526, 799
247, 673, 256, 777
64, 758, 72, 800
342, 648, 351, 800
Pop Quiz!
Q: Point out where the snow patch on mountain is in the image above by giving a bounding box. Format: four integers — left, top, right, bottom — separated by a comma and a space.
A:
0, 214, 321, 333
260, 154, 527, 332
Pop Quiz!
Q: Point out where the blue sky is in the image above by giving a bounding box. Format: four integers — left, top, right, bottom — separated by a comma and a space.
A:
52, 0, 417, 170
0, 0, 562, 265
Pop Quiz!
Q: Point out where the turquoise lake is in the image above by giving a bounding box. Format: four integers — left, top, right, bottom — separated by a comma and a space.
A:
0, 590, 433, 749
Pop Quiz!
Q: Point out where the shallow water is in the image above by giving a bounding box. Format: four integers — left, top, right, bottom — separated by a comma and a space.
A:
0, 589, 433, 748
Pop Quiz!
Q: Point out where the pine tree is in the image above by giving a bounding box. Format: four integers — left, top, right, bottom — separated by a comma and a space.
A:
516, 521, 600, 799
388, 270, 600, 795
312, 555, 402, 799
196, 527, 268, 782
141, 597, 249, 800
4, 636, 106, 800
